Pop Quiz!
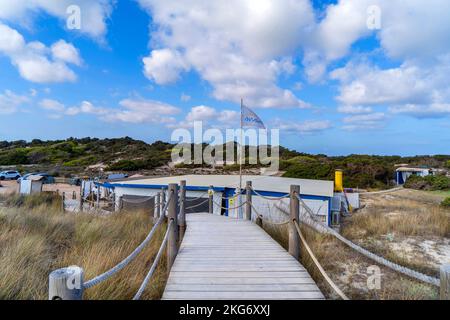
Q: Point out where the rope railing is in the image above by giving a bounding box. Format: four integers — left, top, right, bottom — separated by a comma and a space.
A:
250, 203, 290, 226
184, 192, 209, 202
185, 199, 210, 210
292, 219, 349, 300
83, 193, 173, 289
295, 194, 440, 287
213, 199, 248, 211
121, 195, 157, 204
250, 187, 289, 200
133, 219, 173, 300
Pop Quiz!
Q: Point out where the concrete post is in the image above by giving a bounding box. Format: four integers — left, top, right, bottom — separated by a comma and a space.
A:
49, 266, 84, 300
441, 264, 450, 300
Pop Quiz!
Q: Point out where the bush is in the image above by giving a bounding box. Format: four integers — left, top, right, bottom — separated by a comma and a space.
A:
405, 175, 450, 191
441, 197, 450, 208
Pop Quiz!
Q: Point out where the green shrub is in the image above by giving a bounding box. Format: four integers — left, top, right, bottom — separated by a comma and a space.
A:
441, 197, 450, 208
405, 175, 450, 191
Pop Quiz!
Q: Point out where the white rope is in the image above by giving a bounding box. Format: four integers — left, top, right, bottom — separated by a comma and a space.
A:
121, 195, 156, 204
184, 192, 209, 202
185, 199, 210, 210
295, 195, 440, 287
83, 193, 173, 289
213, 200, 248, 211
133, 220, 173, 300
250, 187, 290, 200
293, 220, 349, 300
250, 203, 289, 226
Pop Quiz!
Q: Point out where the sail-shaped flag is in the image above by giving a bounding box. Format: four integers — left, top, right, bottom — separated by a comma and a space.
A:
241, 104, 266, 129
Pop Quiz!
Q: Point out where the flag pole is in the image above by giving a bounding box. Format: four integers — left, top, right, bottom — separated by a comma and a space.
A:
239, 98, 243, 219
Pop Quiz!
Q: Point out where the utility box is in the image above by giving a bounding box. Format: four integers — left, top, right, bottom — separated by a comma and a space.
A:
19, 175, 44, 195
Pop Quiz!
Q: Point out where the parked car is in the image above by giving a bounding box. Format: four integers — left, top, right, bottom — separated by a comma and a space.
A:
0, 170, 21, 180
17, 172, 55, 184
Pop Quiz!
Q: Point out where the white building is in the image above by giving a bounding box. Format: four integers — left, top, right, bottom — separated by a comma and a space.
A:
98, 174, 334, 225
395, 167, 432, 185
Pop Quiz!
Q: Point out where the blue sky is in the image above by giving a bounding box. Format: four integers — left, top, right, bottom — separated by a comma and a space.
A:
0, 0, 449, 156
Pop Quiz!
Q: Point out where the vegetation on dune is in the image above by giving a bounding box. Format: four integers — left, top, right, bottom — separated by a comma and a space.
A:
404, 175, 450, 191
441, 197, 450, 208
0, 194, 167, 300
0, 138, 449, 189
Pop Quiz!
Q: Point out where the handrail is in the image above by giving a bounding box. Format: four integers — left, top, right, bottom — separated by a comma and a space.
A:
293, 219, 349, 300
295, 195, 440, 287
133, 220, 173, 300
83, 193, 173, 288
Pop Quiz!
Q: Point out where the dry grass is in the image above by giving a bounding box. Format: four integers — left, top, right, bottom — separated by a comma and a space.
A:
261, 216, 440, 300
0, 193, 168, 300
343, 198, 450, 239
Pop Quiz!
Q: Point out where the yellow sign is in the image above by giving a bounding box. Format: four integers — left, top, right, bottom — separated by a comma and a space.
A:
229, 197, 235, 205
208, 189, 214, 196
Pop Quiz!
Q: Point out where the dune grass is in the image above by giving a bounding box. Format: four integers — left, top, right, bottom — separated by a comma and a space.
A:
342, 198, 450, 239
0, 193, 168, 300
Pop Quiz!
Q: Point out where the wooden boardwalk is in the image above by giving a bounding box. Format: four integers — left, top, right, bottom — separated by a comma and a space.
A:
162, 213, 324, 300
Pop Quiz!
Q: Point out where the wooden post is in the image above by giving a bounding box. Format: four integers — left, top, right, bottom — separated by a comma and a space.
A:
245, 181, 252, 220
208, 185, 214, 214
289, 185, 300, 260
80, 183, 84, 212
62, 192, 65, 212
441, 264, 450, 300
179, 181, 186, 239
72, 191, 76, 200
161, 188, 166, 215
96, 185, 100, 208
112, 192, 116, 212
155, 192, 161, 218
167, 183, 179, 270
49, 266, 84, 300
119, 196, 123, 211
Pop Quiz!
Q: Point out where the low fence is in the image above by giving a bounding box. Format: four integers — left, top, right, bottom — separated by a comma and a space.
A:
49, 180, 450, 300
49, 183, 183, 300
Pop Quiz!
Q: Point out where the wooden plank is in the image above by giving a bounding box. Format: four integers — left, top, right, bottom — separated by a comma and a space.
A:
163, 291, 324, 300
165, 284, 321, 292
166, 277, 316, 285
162, 213, 324, 300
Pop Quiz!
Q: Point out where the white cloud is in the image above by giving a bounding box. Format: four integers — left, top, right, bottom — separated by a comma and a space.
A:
138, 0, 313, 109
0, 0, 113, 40
37, 97, 182, 124
337, 105, 373, 114
105, 98, 181, 123
143, 49, 189, 85
180, 93, 191, 102
51, 40, 82, 66
0, 90, 29, 114
0, 23, 81, 83
169, 105, 240, 129
39, 98, 65, 112
303, 0, 450, 82
275, 119, 332, 134
331, 56, 450, 120
330, 61, 432, 106
389, 104, 450, 119
342, 112, 386, 131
